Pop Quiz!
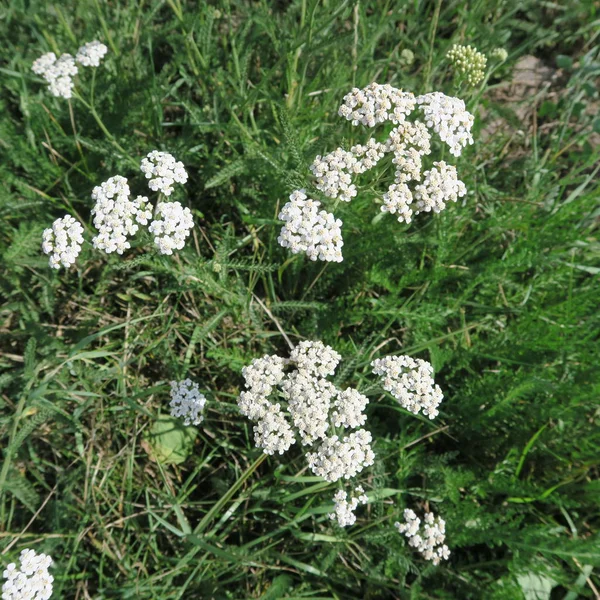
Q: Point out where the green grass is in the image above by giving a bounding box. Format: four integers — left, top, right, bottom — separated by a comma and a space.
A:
1, 0, 599, 598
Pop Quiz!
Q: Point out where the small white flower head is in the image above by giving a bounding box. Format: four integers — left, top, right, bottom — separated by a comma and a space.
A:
32, 52, 78, 99
2, 548, 54, 600
75, 40, 108, 67
395, 509, 450, 565
91, 176, 150, 255
386, 120, 432, 184
306, 429, 375, 482
241, 354, 287, 398
277, 190, 344, 263
237, 343, 373, 503
350, 139, 387, 173
332, 387, 369, 429
289, 340, 341, 378
371, 355, 443, 419
310, 149, 358, 202
169, 379, 206, 426
416, 92, 474, 157
140, 151, 188, 196
446, 44, 487, 87
281, 370, 337, 445
413, 161, 466, 215
31, 52, 57, 76
381, 183, 414, 224
338, 83, 417, 127
148, 201, 194, 255
328, 486, 369, 527
42, 214, 84, 269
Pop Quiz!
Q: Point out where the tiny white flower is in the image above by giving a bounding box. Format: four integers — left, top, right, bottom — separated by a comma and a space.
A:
169, 379, 206, 426
413, 161, 466, 215
148, 201, 194, 255
305, 429, 375, 483
290, 340, 341, 378
395, 509, 450, 565
1, 548, 54, 600
75, 41, 108, 67
338, 83, 416, 127
371, 355, 444, 419
416, 92, 474, 156
91, 176, 150, 255
278, 190, 343, 263
42, 215, 84, 269
328, 486, 368, 527
32, 52, 78, 99
140, 151, 188, 196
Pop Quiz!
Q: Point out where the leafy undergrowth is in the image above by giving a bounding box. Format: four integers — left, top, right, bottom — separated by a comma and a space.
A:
1, 0, 599, 598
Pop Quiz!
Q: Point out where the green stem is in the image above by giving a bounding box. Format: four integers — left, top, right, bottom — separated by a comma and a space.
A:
193, 453, 267, 535
424, 0, 442, 91
74, 92, 137, 167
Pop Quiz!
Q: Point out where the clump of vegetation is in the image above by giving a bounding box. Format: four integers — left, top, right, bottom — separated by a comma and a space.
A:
1, 1, 599, 598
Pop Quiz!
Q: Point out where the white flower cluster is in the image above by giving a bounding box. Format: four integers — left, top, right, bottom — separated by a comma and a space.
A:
338, 83, 416, 127
140, 151, 189, 196
32, 52, 78, 99
169, 379, 206, 426
41, 150, 192, 268
32, 41, 107, 99
148, 202, 194, 255
386, 121, 432, 184
91, 176, 152, 254
329, 486, 368, 527
413, 161, 467, 215
371, 355, 443, 419
277, 190, 343, 263
42, 215, 84, 269
306, 429, 374, 482
309, 140, 386, 202
395, 509, 450, 565
279, 84, 474, 262
75, 40, 108, 67
416, 92, 474, 157
2, 548, 53, 600
447, 44, 487, 87
238, 341, 373, 525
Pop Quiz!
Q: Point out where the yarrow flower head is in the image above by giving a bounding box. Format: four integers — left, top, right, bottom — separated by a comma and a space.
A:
140, 151, 188, 196
238, 341, 373, 525
32, 52, 78, 99
395, 509, 450, 565
42, 215, 84, 269
42, 151, 192, 268
338, 83, 416, 127
277, 190, 343, 263
2, 548, 53, 600
277, 84, 475, 263
413, 161, 467, 215
371, 355, 444, 419
416, 92, 474, 157
329, 486, 369, 527
169, 379, 206, 426
75, 40, 108, 67
446, 44, 487, 87
148, 201, 194, 255
91, 176, 152, 254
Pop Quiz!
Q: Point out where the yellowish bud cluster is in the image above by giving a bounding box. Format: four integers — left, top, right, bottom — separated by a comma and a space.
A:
446, 44, 487, 87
